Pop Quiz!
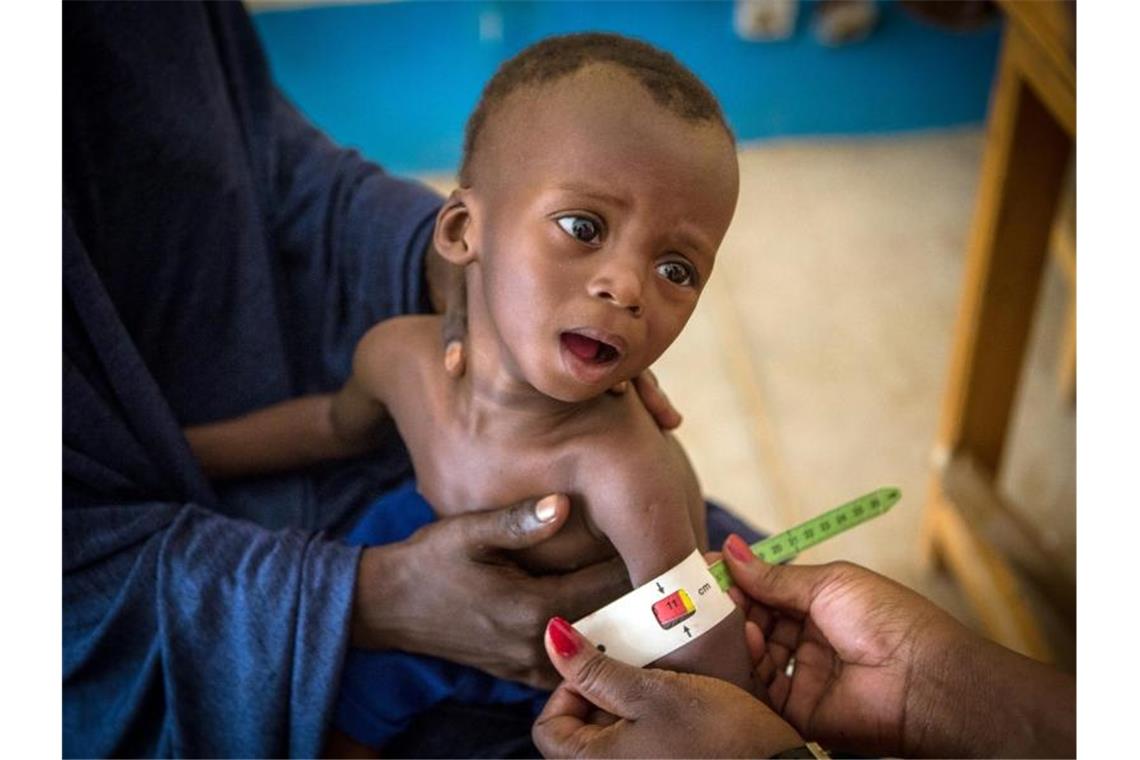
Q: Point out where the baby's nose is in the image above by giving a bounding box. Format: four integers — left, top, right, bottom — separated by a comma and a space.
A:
588, 264, 644, 316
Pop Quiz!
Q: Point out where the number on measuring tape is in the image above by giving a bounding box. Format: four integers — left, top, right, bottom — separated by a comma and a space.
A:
707, 486, 901, 592
652, 589, 696, 629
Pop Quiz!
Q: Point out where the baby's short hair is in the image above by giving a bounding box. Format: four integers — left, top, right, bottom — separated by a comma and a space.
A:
459, 32, 732, 185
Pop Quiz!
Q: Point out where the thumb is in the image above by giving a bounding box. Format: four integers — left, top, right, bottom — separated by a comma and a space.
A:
544, 617, 660, 721
723, 533, 829, 617
443, 340, 466, 377
454, 494, 571, 556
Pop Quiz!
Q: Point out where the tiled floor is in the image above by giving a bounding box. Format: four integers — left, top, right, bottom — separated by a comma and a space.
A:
419, 127, 1077, 666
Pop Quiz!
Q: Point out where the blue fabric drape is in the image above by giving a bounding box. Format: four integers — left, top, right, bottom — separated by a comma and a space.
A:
62, 2, 441, 755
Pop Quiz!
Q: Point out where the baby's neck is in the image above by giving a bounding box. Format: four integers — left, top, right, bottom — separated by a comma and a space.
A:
455, 266, 616, 440
458, 335, 609, 442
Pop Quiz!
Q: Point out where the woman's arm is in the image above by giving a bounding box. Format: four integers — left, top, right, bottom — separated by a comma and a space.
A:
722, 545, 1076, 758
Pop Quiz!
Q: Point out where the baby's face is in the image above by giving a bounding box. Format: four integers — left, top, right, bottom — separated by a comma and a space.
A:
466, 64, 739, 402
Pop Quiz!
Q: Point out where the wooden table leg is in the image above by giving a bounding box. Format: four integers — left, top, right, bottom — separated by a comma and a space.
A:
921, 24, 1073, 663
1051, 174, 1077, 402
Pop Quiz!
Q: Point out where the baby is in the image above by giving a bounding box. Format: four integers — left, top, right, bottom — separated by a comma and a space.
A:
187, 32, 750, 750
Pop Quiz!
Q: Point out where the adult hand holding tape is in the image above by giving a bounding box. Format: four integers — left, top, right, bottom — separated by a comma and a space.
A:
534, 533, 1077, 759
534, 612, 805, 759
572, 487, 900, 668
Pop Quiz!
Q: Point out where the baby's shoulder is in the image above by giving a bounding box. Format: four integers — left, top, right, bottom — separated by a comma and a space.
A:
574, 396, 689, 492
354, 315, 443, 372
351, 314, 449, 401
356, 314, 441, 356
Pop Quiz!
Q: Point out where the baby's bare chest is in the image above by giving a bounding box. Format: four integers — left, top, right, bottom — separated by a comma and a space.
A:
418, 426, 618, 571
387, 383, 628, 572
423, 431, 575, 514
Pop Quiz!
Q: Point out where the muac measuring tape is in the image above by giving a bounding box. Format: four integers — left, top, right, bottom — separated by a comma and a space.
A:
573, 486, 901, 667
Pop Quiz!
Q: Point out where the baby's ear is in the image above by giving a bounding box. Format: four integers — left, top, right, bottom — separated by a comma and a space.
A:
433, 189, 477, 266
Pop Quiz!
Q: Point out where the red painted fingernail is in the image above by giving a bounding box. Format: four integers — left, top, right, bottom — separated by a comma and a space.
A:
547, 616, 580, 658
726, 533, 755, 564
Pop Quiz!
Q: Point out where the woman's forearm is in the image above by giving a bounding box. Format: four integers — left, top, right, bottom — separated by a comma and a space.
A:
968, 637, 1074, 758
908, 625, 1075, 758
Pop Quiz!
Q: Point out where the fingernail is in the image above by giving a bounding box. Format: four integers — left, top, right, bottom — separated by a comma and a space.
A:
726, 533, 755, 564
444, 342, 462, 373
535, 495, 560, 523
612, 380, 629, 394
548, 616, 580, 658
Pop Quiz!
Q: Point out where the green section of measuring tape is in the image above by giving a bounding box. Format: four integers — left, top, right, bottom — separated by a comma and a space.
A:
708, 486, 901, 592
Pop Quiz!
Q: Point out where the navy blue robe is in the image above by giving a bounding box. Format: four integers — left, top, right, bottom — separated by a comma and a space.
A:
63, 3, 441, 755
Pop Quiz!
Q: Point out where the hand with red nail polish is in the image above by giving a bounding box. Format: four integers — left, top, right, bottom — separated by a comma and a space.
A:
546, 616, 581, 659
719, 537, 1076, 759
533, 617, 803, 758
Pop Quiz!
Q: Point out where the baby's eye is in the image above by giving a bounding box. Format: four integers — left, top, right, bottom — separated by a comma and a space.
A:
557, 215, 602, 245
656, 260, 697, 287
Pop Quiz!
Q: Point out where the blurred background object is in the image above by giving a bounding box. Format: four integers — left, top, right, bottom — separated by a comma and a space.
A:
813, 0, 880, 46
735, 0, 799, 41
900, 0, 998, 31
246, 0, 1075, 670
249, 0, 1002, 174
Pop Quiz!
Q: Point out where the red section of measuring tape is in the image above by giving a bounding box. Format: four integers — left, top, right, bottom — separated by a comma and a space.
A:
652, 589, 696, 629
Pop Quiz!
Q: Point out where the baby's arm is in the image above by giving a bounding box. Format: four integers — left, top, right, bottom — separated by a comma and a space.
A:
585, 431, 753, 692
184, 320, 403, 479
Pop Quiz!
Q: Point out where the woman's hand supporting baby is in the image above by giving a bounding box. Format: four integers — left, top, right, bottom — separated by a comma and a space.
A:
351, 493, 632, 689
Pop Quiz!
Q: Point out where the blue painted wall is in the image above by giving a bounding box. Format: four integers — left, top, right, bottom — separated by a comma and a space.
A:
252, 1, 1001, 174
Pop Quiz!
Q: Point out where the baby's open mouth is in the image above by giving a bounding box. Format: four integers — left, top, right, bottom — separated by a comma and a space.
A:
561, 331, 621, 364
